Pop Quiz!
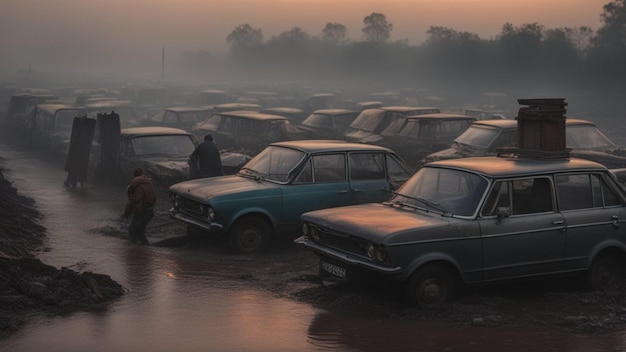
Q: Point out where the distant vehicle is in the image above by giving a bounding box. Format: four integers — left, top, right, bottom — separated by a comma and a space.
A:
261, 107, 307, 124
195, 89, 231, 106
191, 110, 291, 155
211, 102, 262, 113
298, 109, 360, 140
85, 100, 138, 128
28, 103, 87, 158
115, 127, 197, 188
386, 113, 476, 166
5, 94, 59, 129
343, 106, 441, 145
145, 106, 213, 131
168, 140, 413, 254
420, 118, 626, 169
296, 154, 626, 308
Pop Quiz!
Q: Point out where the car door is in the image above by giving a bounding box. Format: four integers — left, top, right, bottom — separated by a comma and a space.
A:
348, 152, 393, 204
281, 153, 353, 229
555, 172, 626, 270
478, 177, 566, 280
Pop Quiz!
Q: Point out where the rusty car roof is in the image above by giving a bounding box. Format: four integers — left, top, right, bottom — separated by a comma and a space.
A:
121, 126, 192, 137
270, 139, 393, 153
428, 155, 607, 178
472, 118, 598, 130
405, 113, 475, 120
217, 111, 290, 121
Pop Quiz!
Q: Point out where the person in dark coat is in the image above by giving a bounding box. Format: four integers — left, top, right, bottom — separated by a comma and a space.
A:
189, 134, 223, 179
121, 168, 156, 245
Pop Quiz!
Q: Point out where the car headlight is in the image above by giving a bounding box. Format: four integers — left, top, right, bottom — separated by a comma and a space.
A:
366, 243, 388, 263
207, 207, 215, 221
171, 194, 180, 209
302, 223, 309, 236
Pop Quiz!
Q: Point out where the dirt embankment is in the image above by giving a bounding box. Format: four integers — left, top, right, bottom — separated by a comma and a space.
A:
0, 168, 125, 339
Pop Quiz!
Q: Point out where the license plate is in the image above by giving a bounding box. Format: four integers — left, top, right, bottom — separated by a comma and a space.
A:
321, 260, 347, 279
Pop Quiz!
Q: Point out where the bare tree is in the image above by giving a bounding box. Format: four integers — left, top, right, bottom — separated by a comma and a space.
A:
362, 13, 393, 43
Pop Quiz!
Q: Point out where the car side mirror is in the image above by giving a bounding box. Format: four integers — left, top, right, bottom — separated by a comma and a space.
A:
496, 207, 511, 225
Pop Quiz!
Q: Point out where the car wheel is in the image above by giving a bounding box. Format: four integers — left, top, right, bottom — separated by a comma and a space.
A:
405, 264, 453, 309
228, 216, 271, 254
586, 253, 623, 291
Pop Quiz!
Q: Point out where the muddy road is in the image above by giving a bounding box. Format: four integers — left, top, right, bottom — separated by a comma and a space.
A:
2, 135, 626, 352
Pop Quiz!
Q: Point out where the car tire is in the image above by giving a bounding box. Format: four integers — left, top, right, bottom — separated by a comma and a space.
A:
228, 216, 271, 254
586, 253, 623, 291
405, 264, 453, 309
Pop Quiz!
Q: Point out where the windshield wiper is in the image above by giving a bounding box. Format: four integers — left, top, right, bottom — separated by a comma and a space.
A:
391, 191, 450, 215
238, 167, 266, 181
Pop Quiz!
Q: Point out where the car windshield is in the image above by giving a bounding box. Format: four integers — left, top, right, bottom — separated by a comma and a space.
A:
567, 125, 616, 150
454, 125, 501, 149
239, 145, 305, 182
302, 113, 332, 128
131, 134, 195, 157
348, 109, 385, 132
195, 114, 221, 130
392, 166, 488, 216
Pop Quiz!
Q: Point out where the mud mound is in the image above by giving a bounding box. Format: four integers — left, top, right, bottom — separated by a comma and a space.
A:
0, 168, 125, 339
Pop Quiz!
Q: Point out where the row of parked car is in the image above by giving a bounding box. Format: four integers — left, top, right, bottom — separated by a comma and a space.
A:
166, 98, 626, 310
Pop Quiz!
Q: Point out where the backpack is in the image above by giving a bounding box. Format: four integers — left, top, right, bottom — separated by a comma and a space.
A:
138, 180, 156, 207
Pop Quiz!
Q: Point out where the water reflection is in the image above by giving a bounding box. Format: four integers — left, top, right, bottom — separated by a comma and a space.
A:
307, 311, 625, 352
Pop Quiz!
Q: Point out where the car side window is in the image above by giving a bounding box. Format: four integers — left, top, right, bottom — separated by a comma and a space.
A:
312, 154, 346, 183
482, 178, 554, 216
293, 158, 313, 184
386, 154, 412, 186
512, 178, 554, 214
481, 181, 510, 216
349, 153, 385, 180
556, 173, 621, 210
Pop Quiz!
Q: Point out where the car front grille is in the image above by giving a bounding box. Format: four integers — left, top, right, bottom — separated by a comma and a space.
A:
315, 226, 369, 257
179, 197, 205, 218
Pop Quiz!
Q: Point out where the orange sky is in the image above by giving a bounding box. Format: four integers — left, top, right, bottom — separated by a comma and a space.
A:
0, 0, 609, 76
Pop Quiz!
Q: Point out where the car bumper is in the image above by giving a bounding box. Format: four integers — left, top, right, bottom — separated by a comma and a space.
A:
294, 236, 402, 275
168, 208, 223, 232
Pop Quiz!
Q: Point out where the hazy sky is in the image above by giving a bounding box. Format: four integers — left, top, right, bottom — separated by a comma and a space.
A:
0, 0, 609, 78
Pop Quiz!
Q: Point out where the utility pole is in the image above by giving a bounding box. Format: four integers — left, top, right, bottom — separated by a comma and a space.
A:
161, 47, 165, 80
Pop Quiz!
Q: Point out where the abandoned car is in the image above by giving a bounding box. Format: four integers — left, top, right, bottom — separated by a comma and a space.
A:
191, 110, 292, 155
144, 106, 213, 131
343, 106, 441, 145
296, 154, 626, 308
28, 103, 88, 158
298, 109, 361, 140
420, 118, 626, 169
385, 113, 475, 166
168, 140, 413, 254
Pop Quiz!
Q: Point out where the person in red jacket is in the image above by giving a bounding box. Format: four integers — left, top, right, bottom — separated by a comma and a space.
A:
121, 168, 156, 245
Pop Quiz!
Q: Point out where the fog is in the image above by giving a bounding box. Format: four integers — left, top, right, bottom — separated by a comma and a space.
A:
0, 0, 606, 79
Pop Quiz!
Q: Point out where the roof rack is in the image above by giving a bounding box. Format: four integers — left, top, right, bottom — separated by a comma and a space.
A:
497, 98, 570, 159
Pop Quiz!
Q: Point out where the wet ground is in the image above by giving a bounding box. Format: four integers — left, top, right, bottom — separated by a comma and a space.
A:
2, 133, 626, 351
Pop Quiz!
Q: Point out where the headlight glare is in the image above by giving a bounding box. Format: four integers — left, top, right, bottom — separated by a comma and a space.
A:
207, 207, 215, 221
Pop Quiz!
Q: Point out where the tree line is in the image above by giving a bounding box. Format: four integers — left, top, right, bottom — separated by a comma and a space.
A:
180, 0, 626, 97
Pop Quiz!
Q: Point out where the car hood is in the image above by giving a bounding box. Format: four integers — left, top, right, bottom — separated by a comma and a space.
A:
169, 175, 279, 200
302, 203, 461, 245
344, 130, 383, 144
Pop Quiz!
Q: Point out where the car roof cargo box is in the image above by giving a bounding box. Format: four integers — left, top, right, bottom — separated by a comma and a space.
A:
498, 98, 569, 159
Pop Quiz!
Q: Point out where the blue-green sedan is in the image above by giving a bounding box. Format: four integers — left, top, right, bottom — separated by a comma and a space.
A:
168, 140, 413, 254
